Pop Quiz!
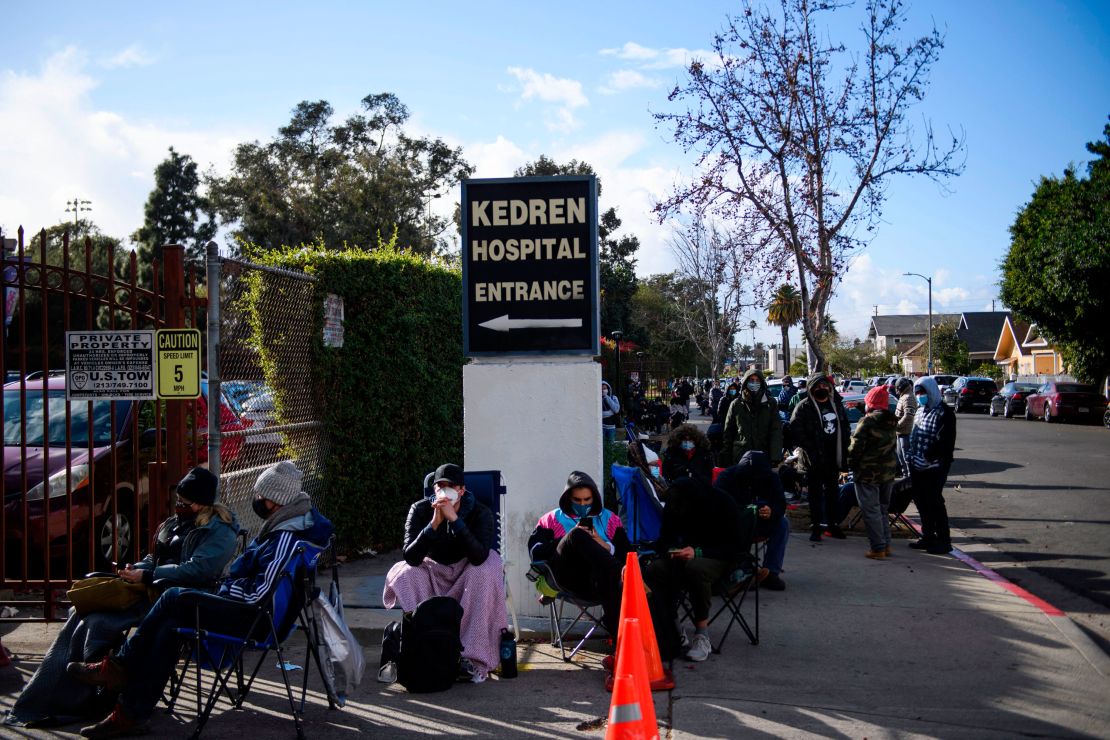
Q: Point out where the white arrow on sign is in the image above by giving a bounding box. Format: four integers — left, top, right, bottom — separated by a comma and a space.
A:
478, 314, 583, 332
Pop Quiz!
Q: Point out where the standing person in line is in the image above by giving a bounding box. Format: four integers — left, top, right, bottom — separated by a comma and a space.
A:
708, 380, 723, 416
892, 377, 917, 478
847, 386, 899, 560
721, 369, 783, 466
777, 375, 797, 408
601, 381, 621, 441
907, 377, 957, 555
790, 374, 850, 542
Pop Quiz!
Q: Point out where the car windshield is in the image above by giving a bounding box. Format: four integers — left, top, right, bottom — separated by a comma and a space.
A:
1056, 384, 1096, 394
3, 390, 118, 447
967, 380, 997, 391
1013, 383, 1038, 392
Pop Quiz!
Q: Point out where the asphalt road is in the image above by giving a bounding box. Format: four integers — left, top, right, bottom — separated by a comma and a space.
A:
943, 408, 1110, 648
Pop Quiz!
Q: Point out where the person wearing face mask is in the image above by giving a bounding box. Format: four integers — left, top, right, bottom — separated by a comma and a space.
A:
67, 462, 332, 737
790, 373, 851, 542
383, 463, 506, 684
777, 375, 798, 408
527, 471, 631, 638
892, 377, 918, 478
907, 377, 957, 555
8, 468, 238, 730
721, 369, 784, 467
661, 424, 714, 483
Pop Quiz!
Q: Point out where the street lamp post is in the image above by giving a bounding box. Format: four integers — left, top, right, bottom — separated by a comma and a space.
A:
904, 272, 933, 374
611, 330, 624, 405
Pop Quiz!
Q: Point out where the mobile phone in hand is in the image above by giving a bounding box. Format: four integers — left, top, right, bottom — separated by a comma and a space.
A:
577, 515, 594, 529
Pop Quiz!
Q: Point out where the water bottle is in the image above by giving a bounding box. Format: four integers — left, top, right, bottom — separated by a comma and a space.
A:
499, 629, 518, 678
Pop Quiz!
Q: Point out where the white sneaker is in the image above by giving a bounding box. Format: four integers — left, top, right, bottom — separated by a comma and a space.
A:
685, 633, 712, 662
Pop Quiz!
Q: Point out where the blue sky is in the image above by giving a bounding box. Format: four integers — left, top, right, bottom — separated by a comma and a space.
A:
2, 0, 1107, 344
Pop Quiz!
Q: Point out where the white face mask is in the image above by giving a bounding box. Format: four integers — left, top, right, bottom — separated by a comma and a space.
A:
438, 487, 460, 504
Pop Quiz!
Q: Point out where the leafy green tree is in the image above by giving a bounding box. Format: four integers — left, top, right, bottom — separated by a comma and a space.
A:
132, 147, 217, 282
629, 274, 701, 374
932, 321, 970, 375
825, 338, 897, 378
209, 93, 472, 255
1000, 120, 1110, 383
513, 157, 642, 341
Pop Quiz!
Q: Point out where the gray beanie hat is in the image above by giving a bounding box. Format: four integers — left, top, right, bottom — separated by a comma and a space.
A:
254, 461, 305, 505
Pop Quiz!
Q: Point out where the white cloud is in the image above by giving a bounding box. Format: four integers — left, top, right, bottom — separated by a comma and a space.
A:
599, 41, 715, 70
467, 135, 528, 179
101, 44, 155, 69
506, 67, 588, 132
599, 69, 660, 95
0, 47, 252, 244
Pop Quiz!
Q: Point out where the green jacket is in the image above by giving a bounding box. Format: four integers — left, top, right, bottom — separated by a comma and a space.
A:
722, 369, 783, 465
847, 409, 899, 484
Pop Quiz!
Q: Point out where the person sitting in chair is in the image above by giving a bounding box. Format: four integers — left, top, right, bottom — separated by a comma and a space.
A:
713, 451, 788, 591
5, 467, 239, 729
528, 471, 631, 637
67, 461, 333, 739
383, 463, 507, 684
643, 477, 748, 663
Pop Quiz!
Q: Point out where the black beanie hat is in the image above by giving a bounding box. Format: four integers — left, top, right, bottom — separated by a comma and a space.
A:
176, 466, 218, 507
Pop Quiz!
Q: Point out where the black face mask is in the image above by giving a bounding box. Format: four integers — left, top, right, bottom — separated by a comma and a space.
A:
811, 388, 830, 402
175, 502, 198, 521
252, 497, 273, 520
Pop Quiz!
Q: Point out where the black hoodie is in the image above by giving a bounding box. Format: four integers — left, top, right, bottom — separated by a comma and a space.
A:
714, 450, 786, 539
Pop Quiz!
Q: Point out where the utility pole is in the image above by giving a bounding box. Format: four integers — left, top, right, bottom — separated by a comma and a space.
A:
64, 197, 92, 229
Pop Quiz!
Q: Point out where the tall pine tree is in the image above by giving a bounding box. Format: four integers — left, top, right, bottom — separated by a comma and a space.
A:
133, 147, 217, 284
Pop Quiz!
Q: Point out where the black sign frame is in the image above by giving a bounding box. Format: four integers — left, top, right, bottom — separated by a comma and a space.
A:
462, 175, 599, 357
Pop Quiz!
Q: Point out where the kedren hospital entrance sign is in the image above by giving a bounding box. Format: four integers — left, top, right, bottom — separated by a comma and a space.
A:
462, 176, 598, 356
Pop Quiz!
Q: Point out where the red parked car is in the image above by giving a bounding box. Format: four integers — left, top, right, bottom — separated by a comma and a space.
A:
1023, 381, 1108, 424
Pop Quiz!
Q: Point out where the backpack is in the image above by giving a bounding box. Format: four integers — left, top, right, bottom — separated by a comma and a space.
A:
381, 595, 463, 693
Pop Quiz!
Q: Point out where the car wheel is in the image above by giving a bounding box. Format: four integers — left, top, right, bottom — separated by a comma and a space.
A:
1024, 403, 1033, 421
94, 507, 135, 570
1104, 408, 1110, 430
1004, 400, 1013, 419
1044, 404, 1053, 423
989, 403, 997, 417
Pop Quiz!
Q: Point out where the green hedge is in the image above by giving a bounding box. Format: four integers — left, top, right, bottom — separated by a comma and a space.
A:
252, 242, 463, 553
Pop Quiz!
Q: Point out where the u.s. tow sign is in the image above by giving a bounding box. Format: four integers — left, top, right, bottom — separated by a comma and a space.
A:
462, 176, 599, 356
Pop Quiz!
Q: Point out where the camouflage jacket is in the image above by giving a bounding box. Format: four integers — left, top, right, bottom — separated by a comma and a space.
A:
847, 409, 899, 484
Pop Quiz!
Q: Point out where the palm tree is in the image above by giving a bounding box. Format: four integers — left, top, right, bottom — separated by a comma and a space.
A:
766, 284, 802, 371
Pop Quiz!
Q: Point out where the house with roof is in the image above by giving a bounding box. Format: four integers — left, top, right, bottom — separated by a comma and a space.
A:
868, 313, 961, 354
956, 311, 1012, 365
993, 315, 1065, 378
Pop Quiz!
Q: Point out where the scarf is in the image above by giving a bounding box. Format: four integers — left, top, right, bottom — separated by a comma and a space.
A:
257, 492, 312, 541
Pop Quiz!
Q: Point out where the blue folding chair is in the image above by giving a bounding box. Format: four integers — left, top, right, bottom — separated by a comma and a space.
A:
168, 537, 334, 739
610, 464, 664, 548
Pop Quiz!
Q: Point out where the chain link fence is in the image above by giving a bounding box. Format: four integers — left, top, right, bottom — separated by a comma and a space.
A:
209, 256, 328, 538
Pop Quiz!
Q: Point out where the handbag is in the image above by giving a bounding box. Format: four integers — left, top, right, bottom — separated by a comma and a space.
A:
66, 576, 152, 616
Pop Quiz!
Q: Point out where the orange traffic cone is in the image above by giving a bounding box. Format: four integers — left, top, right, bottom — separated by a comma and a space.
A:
605, 618, 659, 740
607, 552, 674, 692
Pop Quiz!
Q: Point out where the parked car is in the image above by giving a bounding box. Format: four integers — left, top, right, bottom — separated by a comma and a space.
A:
239, 389, 283, 449
840, 379, 867, 394
1024, 382, 1108, 424
840, 390, 898, 426
930, 374, 959, 400
3, 375, 250, 575
989, 381, 1040, 418
942, 377, 999, 413
1104, 407, 1110, 430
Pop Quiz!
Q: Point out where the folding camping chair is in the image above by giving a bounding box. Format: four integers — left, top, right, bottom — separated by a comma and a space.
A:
844, 477, 919, 534
422, 470, 518, 638
167, 537, 335, 739
676, 504, 761, 653
609, 463, 664, 549
526, 560, 609, 662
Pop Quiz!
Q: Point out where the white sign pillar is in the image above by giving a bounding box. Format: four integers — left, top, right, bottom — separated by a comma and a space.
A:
464, 356, 601, 620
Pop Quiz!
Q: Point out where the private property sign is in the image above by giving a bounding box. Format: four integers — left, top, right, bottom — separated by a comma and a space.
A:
462, 176, 599, 356
66, 330, 155, 400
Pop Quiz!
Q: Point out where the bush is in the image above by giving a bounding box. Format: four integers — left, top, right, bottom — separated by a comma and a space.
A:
251, 240, 463, 553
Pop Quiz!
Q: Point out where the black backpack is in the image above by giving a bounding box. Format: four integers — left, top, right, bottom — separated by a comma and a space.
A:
381, 595, 464, 693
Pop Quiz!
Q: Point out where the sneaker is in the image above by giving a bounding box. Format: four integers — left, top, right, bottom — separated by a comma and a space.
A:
79, 705, 148, 739
926, 543, 953, 555
761, 572, 786, 591
908, 539, 933, 550
826, 526, 847, 540
457, 658, 487, 684
865, 549, 887, 560
377, 661, 397, 684
67, 657, 127, 693
685, 633, 712, 662
809, 528, 822, 542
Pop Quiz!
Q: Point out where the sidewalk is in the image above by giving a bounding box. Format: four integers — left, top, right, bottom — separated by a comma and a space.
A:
3, 529, 1108, 738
